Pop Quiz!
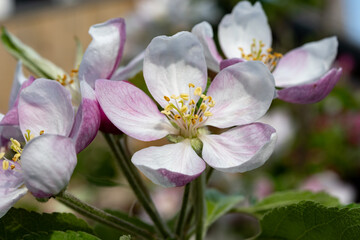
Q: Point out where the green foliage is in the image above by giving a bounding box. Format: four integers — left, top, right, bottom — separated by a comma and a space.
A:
257, 201, 360, 240
205, 189, 244, 227
23, 231, 100, 240
239, 191, 340, 218
1, 27, 68, 80
0, 208, 93, 240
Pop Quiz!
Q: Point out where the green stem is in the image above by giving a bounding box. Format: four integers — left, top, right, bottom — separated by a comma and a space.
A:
56, 191, 155, 239
206, 167, 214, 183
194, 174, 206, 240
103, 133, 173, 239
175, 184, 190, 238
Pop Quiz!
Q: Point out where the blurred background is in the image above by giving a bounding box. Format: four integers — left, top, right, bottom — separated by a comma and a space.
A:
1, 0, 360, 239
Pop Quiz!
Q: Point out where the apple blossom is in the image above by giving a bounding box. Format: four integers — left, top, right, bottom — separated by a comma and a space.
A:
0, 79, 80, 218
191, 1, 342, 104
96, 32, 277, 187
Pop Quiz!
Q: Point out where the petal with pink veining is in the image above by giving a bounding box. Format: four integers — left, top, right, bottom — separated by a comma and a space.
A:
0, 187, 28, 218
18, 79, 74, 137
277, 68, 342, 104
192, 21, 222, 72
111, 51, 144, 81
78, 18, 126, 88
205, 61, 275, 128
143, 31, 207, 108
132, 139, 206, 187
218, 1, 271, 59
0, 160, 23, 188
22, 134, 77, 198
96, 80, 174, 141
69, 81, 100, 153
200, 123, 277, 173
273, 37, 338, 87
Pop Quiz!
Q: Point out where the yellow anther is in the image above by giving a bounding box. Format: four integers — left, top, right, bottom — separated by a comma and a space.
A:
194, 87, 202, 96
40, 130, 45, 135
164, 96, 170, 102
201, 94, 209, 100
189, 83, 195, 88
180, 93, 189, 101
199, 117, 203, 122
165, 104, 173, 111
204, 111, 213, 117
174, 115, 181, 120
194, 114, 199, 120
10, 165, 15, 170
180, 106, 188, 113
189, 99, 195, 105
191, 119, 196, 125
161, 110, 171, 115
0, 152, 4, 159
238, 47, 244, 52
11, 138, 20, 148
171, 94, 179, 100
200, 103, 207, 111
267, 48, 273, 53
274, 53, 283, 58
71, 69, 79, 73
184, 114, 190, 118
2, 160, 9, 170
12, 153, 21, 162
209, 100, 216, 107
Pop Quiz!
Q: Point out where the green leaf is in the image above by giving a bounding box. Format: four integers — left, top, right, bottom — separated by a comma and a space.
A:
237, 191, 340, 218
23, 231, 100, 240
1, 27, 67, 80
119, 235, 131, 240
205, 189, 244, 227
257, 201, 360, 240
0, 208, 93, 240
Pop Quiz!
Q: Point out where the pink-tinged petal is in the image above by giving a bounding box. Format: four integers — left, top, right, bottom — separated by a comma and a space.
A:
0, 108, 19, 126
0, 160, 23, 188
69, 81, 100, 153
9, 61, 27, 109
219, 1, 271, 59
277, 68, 342, 104
0, 187, 28, 218
99, 107, 123, 134
95, 80, 174, 141
191, 21, 223, 72
111, 51, 144, 81
273, 37, 338, 87
205, 61, 275, 128
0, 125, 24, 152
143, 31, 207, 107
78, 18, 126, 88
220, 58, 244, 70
18, 79, 74, 137
132, 139, 206, 187
0, 114, 3, 122
22, 134, 77, 198
200, 123, 277, 172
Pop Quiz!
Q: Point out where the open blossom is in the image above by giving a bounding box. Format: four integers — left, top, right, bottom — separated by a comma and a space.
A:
78, 18, 144, 134
96, 32, 277, 187
192, 1, 342, 104
0, 79, 79, 218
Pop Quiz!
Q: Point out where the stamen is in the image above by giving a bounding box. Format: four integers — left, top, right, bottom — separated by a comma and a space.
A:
2, 160, 9, 170
171, 95, 179, 100
180, 106, 188, 113
204, 111, 213, 117
180, 93, 189, 101
164, 96, 170, 102
194, 87, 202, 96
188, 83, 195, 88
12, 153, 21, 162
10, 165, 15, 170
0, 152, 5, 159
39, 130, 45, 135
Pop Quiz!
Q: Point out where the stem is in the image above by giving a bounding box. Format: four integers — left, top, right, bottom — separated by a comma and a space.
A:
194, 173, 206, 240
175, 184, 190, 238
56, 191, 155, 239
103, 133, 173, 239
206, 167, 214, 183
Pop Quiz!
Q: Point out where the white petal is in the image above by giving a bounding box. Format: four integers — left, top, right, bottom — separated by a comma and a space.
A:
9, 61, 27, 110
111, 51, 144, 81
218, 1, 271, 59
132, 139, 206, 187
143, 31, 207, 107
18, 79, 75, 137
95, 80, 174, 141
0, 160, 23, 188
0, 187, 28, 218
200, 123, 277, 172
273, 37, 338, 87
78, 18, 126, 88
205, 61, 275, 128
22, 134, 77, 198
192, 21, 222, 72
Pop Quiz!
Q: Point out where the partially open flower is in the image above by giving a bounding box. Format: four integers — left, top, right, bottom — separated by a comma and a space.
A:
192, 1, 342, 104
96, 32, 277, 187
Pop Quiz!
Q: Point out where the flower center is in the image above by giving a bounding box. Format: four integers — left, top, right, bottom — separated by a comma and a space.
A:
56, 68, 78, 86
1, 129, 44, 171
161, 83, 215, 138
239, 39, 283, 72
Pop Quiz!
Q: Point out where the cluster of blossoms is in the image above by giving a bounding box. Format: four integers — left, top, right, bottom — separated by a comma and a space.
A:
0, 1, 341, 218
